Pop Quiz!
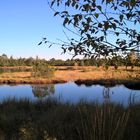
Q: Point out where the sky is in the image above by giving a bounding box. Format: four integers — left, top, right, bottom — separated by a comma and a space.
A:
0, 0, 72, 60
0, 0, 139, 60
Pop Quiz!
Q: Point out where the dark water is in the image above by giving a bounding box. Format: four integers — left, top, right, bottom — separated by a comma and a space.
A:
0, 82, 140, 106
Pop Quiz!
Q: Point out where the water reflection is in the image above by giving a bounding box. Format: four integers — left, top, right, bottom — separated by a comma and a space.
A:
124, 83, 140, 90
74, 81, 119, 92
103, 87, 110, 102
0, 82, 139, 106
102, 87, 116, 103
32, 84, 55, 99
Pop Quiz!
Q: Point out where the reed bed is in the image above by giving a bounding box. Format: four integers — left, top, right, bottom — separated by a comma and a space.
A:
0, 98, 140, 140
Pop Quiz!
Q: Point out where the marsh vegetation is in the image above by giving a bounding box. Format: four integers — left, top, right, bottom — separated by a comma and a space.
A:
0, 98, 140, 140
0, 55, 140, 140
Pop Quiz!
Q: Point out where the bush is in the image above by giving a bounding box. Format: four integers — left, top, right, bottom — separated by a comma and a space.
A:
31, 62, 54, 78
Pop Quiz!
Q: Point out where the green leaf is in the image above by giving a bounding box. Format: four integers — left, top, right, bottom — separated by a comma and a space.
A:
86, 34, 90, 39
97, 6, 102, 11
61, 11, 68, 14
126, 13, 131, 19
98, 23, 102, 28
49, 45, 52, 48
106, 0, 112, 3
74, 15, 79, 26
91, 29, 95, 33
122, 1, 129, 7
134, 20, 137, 25
100, 36, 104, 41
119, 15, 124, 22
68, 19, 72, 25
72, 1, 76, 7
38, 42, 42, 46
114, 19, 119, 24
112, 23, 116, 30
115, 32, 119, 36
79, 15, 82, 20
87, 17, 91, 23
84, 25, 89, 32
137, 36, 140, 41
54, 12, 59, 16
63, 18, 69, 26
75, 4, 79, 9
83, 4, 90, 12
81, 30, 84, 35
131, 0, 136, 5
94, 13, 99, 18
51, 1, 55, 7
104, 21, 109, 30
68, 47, 73, 51
109, 17, 114, 20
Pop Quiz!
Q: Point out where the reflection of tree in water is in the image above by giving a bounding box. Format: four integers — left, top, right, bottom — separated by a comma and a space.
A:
103, 87, 111, 103
32, 84, 55, 99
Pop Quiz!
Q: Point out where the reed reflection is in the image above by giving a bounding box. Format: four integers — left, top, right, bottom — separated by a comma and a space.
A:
102, 87, 114, 103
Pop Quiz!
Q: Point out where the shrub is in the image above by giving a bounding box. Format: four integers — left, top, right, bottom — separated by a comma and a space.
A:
31, 62, 54, 78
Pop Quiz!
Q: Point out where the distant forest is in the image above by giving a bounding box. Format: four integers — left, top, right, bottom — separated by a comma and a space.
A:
0, 53, 140, 68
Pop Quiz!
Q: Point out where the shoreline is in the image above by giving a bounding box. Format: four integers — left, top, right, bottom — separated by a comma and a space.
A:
0, 79, 67, 84
0, 78, 140, 89
74, 79, 140, 90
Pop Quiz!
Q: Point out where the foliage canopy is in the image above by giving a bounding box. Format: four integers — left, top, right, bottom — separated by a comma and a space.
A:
43, 0, 140, 58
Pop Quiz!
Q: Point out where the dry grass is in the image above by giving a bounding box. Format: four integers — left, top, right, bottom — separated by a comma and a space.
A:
0, 72, 31, 78
0, 66, 32, 69
54, 66, 140, 81
0, 66, 139, 84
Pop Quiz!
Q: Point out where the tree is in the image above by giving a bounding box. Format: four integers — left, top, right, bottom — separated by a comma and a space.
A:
31, 61, 54, 78
42, 0, 140, 58
9, 56, 15, 66
1, 54, 8, 59
111, 55, 123, 69
0, 54, 9, 66
25, 57, 34, 66
128, 50, 136, 69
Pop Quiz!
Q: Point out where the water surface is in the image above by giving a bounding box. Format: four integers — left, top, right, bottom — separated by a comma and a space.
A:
0, 82, 140, 106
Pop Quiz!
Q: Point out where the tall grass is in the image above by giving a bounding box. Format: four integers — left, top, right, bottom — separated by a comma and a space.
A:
0, 99, 139, 140
76, 103, 129, 140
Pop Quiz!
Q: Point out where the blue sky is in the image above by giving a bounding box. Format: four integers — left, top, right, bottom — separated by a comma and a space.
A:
0, 0, 139, 60
0, 0, 71, 60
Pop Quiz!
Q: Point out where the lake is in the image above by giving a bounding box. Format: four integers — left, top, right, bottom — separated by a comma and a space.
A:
0, 82, 140, 106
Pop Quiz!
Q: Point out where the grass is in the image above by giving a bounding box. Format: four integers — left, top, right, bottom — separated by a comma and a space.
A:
0, 66, 139, 84
0, 98, 140, 140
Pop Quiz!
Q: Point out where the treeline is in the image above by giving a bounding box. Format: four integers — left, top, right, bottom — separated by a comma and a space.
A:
0, 53, 140, 68
0, 54, 74, 67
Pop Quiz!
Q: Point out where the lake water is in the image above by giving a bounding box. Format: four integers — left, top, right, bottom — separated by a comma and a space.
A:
0, 82, 140, 106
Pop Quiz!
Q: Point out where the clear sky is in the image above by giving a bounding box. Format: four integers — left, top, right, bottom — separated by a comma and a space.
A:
0, 0, 139, 60
0, 0, 72, 60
